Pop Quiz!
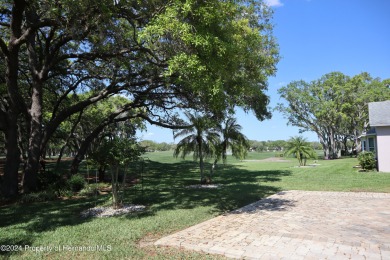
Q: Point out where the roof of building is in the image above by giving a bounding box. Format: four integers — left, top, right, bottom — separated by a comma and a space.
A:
368, 100, 390, 126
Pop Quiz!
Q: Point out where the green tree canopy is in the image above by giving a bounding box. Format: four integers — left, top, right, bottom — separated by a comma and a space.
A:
277, 72, 390, 159
0, 0, 279, 196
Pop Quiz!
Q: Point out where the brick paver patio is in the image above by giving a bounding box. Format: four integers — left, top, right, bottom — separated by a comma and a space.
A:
155, 190, 390, 259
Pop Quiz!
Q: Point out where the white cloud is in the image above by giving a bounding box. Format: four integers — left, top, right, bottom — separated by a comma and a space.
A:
264, 0, 284, 7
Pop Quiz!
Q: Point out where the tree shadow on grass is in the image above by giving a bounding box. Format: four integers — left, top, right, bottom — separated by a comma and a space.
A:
0, 195, 109, 255
129, 160, 292, 215
0, 158, 293, 257
0, 195, 110, 229
0, 237, 33, 257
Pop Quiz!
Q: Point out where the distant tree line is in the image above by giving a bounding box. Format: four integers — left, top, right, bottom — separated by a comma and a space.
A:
137, 139, 322, 153
248, 139, 322, 152
140, 140, 175, 152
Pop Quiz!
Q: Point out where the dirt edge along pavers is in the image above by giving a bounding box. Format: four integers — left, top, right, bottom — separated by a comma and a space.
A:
154, 190, 390, 259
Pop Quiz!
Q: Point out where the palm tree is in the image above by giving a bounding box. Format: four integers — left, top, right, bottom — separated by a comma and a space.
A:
173, 112, 220, 183
284, 136, 316, 166
217, 117, 250, 162
207, 117, 250, 178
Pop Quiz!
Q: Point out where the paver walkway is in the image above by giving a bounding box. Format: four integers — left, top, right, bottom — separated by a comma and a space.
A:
155, 190, 390, 259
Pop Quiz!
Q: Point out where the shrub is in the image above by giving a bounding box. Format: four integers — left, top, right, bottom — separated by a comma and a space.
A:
57, 189, 74, 198
37, 170, 66, 190
78, 183, 105, 197
78, 186, 95, 197
357, 152, 376, 171
67, 174, 86, 192
20, 190, 57, 203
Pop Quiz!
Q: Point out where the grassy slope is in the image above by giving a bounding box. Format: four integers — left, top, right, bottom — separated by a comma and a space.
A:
1, 151, 390, 259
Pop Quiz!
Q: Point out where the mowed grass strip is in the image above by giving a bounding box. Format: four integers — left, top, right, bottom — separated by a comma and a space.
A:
1, 151, 389, 259
240, 156, 390, 192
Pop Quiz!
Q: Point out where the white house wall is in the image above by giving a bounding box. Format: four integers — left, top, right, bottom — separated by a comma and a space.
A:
376, 126, 390, 172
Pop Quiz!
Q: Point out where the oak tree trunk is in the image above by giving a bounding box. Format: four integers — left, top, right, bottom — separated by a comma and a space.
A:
23, 82, 43, 193
1, 0, 27, 196
1, 115, 21, 197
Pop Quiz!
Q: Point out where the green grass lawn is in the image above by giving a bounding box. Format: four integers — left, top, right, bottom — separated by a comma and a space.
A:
1, 151, 390, 259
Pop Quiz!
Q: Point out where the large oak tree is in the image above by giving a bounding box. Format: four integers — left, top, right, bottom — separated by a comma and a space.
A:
277, 72, 390, 159
0, 0, 279, 197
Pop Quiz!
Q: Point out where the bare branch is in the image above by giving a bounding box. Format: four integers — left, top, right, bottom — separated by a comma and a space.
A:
136, 113, 191, 130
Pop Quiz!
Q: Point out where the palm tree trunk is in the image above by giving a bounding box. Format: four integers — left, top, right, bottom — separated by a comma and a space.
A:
197, 136, 204, 183
199, 155, 204, 183
297, 153, 302, 166
210, 159, 217, 183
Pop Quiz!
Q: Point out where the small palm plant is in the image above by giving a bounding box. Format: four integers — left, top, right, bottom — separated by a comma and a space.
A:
284, 136, 316, 166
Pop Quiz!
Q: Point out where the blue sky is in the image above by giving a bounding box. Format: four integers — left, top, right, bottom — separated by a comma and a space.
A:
138, 0, 390, 143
